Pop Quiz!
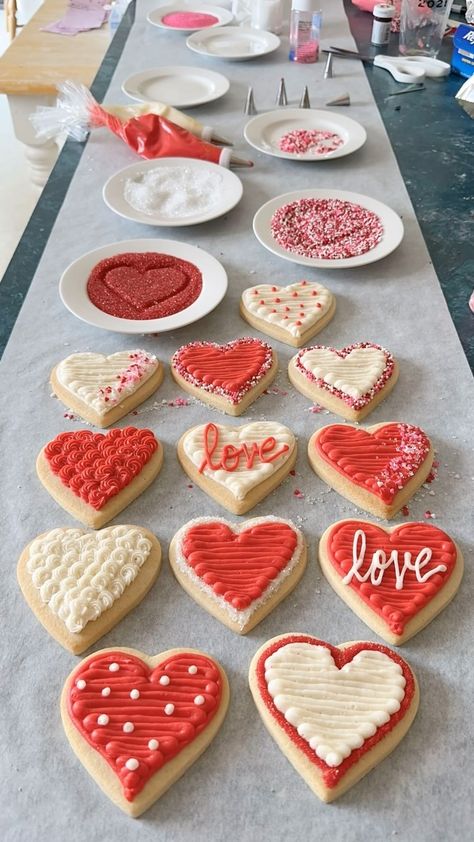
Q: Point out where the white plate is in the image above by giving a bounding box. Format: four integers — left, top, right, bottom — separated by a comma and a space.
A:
244, 109, 367, 161
148, 4, 233, 32
186, 26, 280, 60
121, 65, 229, 108
103, 158, 243, 227
59, 239, 228, 335
253, 189, 404, 269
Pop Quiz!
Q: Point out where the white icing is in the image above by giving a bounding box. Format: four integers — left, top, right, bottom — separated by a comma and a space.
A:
125, 758, 139, 771
148, 739, 159, 750
102, 687, 111, 697
25, 526, 153, 633
242, 282, 334, 338
160, 676, 170, 686
109, 663, 120, 672
183, 422, 295, 500
194, 695, 205, 705
164, 704, 175, 715
173, 516, 305, 630
343, 529, 447, 590
97, 714, 109, 725
130, 689, 140, 699
299, 346, 387, 399
265, 642, 406, 767
56, 351, 159, 416
123, 722, 134, 733
188, 665, 198, 675
76, 679, 86, 689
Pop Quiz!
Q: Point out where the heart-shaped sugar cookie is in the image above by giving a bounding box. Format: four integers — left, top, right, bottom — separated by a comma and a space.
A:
169, 517, 307, 633
17, 526, 161, 653
62, 647, 229, 816
240, 280, 336, 347
249, 634, 418, 802
51, 350, 163, 427
178, 421, 296, 514
319, 519, 463, 644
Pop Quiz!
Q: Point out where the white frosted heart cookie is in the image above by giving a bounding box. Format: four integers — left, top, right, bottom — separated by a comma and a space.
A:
51, 350, 163, 427
169, 517, 307, 633
17, 525, 161, 653
289, 342, 398, 420
240, 280, 336, 347
177, 421, 297, 514
249, 633, 419, 802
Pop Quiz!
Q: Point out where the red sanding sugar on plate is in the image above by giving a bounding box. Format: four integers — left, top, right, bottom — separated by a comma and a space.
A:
279, 129, 344, 156
87, 252, 202, 320
271, 198, 384, 260
162, 12, 219, 28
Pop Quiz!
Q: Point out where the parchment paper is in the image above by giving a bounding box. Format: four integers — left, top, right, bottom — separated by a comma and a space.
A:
1, 2, 473, 840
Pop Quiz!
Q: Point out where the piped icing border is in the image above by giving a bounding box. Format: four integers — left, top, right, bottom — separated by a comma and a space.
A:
241, 281, 334, 339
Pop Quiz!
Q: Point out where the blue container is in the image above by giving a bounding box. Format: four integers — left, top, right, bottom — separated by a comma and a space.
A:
451, 24, 474, 78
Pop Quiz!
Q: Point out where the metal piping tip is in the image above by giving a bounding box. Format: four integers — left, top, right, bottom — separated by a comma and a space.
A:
244, 86, 257, 115
324, 52, 333, 79
276, 77, 288, 106
230, 155, 254, 167
325, 92, 351, 106
212, 132, 233, 145
299, 85, 311, 109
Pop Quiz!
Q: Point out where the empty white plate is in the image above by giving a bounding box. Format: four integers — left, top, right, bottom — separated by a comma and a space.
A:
122, 65, 230, 108
186, 26, 281, 60
148, 4, 233, 31
244, 109, 367, 161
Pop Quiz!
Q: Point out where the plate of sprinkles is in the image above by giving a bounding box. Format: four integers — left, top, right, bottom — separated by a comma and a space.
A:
147, 4, 233, 32
59, 238, 228, 334
244, 109, 367, 161
253, 189, 404, 269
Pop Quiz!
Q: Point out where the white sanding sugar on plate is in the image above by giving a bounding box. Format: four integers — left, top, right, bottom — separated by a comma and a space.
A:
123, 166, 223, 218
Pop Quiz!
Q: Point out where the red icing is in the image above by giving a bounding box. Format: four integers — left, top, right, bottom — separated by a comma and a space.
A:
44, 427, 158, 510
171, 338, 274, 405
255, 635, 415, 789
68, 651, 222, 802
87, 252, 202, 320
198, 422, 290, 473
315, 423, 431, 503
181, 521, 298, 610
327, 521, 457, 635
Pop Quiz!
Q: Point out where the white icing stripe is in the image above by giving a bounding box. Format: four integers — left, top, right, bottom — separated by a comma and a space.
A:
182, 422, 295, 500
242, 282, 333, 338
264, 643, 405, 767
26, 526, 152, 632
56, 351, 159, 416
299, 346, 387, 399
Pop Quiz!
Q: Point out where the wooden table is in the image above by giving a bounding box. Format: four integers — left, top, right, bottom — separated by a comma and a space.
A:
0, 0, 111, 186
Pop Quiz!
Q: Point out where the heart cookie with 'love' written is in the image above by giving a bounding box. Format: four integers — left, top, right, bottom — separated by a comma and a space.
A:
178, 421, 297, 514
51, 350, 164, 427
17, 525, 161, 653
249, 634, 419, 802
318, 519, 463, 644
170, 338, 278, 415
61, 647, 229, 816
240, 280, 336, 347
308, 422, 434, 519
169, 517, 307, 633
37, 427, 163, 528
289, 342, 398, 420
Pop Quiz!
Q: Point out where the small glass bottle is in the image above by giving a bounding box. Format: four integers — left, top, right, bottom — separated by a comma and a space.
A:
371, 4, 395, 47
289, 0, 322, 64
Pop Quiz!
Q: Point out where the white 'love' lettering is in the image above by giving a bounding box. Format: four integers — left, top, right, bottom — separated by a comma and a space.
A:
342, 529, 447, 591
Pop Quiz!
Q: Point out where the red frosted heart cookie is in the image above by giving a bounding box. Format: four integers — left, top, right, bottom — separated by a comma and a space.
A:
169, 517, 307, 633
37, 427, 163, 528
318, 519, 463, 644
308, 422, 434, 519
62, 648, 229, 816
249, 634, 419, 802
171, 338, 278, 415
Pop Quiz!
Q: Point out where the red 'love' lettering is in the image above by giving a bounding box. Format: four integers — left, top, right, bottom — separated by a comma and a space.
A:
198, 423, 290, 474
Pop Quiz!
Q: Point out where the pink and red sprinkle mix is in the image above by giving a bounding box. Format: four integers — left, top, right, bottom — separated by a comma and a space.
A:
161, 12, 219, 28
98, 352, 155, 405
401, 505, 410, 516
271, 198, 384, 260
279, 129, 344, 156
293, 489, 304, 499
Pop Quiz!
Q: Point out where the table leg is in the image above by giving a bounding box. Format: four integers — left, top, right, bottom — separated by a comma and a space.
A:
7, 94, 60, 189
5, 0, 18, 40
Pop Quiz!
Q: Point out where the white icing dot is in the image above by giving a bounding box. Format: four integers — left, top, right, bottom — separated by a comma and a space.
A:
76, 679, 86, 689
188, 665, 198, 675
97, 714, 109, 726
109, 662, 120, 672
123, 722, 134, 733
125, 758, 139, 771
148, 739, 159, 751
130, 689, 140, 700
102, 687, 111, 697
164, 703, 175, 716
159, 675, 170, 686
194, 695, 205, 706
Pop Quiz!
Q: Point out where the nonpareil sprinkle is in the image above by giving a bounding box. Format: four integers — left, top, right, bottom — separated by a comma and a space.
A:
279, 129, 344, 156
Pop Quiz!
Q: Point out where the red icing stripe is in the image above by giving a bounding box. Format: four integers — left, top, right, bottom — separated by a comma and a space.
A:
68, 651, 222, 802
255, 635, 415, 789
171, 338, 274, 404
327, 521, 457, 635
44, 427, 158, 510
181, 521, 298, 610
315, 423, 431, 503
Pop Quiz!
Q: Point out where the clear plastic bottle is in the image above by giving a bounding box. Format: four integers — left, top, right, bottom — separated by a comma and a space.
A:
289, 0, 322, 63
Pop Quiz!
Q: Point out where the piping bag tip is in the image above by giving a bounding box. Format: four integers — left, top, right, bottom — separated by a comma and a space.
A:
212, 132, 233, 145
230, 155, 254, 167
